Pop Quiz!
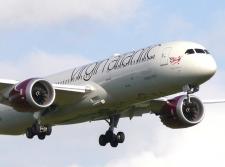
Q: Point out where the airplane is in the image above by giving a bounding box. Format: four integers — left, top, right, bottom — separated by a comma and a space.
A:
0, 41, 223, 148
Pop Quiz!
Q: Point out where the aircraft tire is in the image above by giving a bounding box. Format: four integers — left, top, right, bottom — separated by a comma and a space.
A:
99, 135, 107, 146
38, 133, 46, 140
117, 132, 125, 143
46, 126, 52, 136
110, 134, 118, 148
26, 128, 34, 139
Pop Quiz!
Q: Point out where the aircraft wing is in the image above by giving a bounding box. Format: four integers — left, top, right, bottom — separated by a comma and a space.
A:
119, 98, 168, 119
52, 84, 93, 105
0, 79, 19, 90
119, 98, 225, 119
52, 84, 92, 93
0, 79, 93, 106
203, 100, 225, 104
0, 78, 224, 117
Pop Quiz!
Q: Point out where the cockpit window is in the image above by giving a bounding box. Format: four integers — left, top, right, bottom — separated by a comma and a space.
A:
185, 48, 210, 55
195, 49, 205, 54
185, 49, 195, 55
204, 49, 210, 54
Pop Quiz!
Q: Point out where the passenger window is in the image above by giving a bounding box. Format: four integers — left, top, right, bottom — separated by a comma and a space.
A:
195, 49, 205, 54
185, 49, 195, 54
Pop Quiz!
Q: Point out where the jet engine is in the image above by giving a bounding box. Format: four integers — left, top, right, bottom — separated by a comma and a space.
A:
159, 95, 204, 129
8, 78, 55, 112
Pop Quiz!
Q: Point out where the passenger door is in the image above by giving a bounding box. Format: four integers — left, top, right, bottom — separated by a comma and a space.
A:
160, 47, 172, 66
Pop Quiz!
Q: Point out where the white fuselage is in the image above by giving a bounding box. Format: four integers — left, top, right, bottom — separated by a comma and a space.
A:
0, 41, 217, 135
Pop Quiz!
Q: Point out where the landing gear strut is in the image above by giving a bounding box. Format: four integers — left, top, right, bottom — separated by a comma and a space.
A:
182, 84, 200, 118
99, 115, 125, 147
26, 112, 52, 140
183, 84, 199, 103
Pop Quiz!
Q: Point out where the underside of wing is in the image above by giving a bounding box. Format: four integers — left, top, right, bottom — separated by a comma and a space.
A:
120, 97, 225, 119
88, 98, 168, 123
116, 95, 206, 129
52, 84, 93, 105
119, 98, 167, 119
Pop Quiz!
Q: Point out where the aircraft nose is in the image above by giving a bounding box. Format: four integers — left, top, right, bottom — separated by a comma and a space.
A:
200, 55, 217, 79
206, 56, 217, 77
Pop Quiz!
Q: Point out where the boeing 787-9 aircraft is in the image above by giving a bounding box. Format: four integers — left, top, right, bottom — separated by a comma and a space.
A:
0, 41, 224, 147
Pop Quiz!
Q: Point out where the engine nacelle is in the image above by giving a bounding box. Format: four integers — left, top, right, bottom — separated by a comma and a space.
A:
159, 95, 204, 129
8, 78, 55, 112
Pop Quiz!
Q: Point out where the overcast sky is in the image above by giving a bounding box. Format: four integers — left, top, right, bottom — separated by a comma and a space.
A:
0, 0, 225, 167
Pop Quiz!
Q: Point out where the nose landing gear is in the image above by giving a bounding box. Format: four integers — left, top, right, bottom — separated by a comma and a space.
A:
183, 84, 199, 103
99, 115, 125, 148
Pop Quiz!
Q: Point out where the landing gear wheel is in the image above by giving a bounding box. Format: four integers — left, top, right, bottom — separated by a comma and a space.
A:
117, 132, 125, 143
99, 115, 125, 147
105, 130, 114, 141
46, 126, 52, 136
38, 133, 46, 140
35, 124, 41, 133
26, 128, 34, 139
110, 134, 118, 148
25, 123, 52, 140
99, 135, 107, 146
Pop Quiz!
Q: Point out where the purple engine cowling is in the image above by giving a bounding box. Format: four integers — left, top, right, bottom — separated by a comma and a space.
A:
8, 78, 55, 112
159, 95, 204, 129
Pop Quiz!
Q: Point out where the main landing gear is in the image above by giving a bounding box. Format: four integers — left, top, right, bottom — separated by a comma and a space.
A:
99, 115, 125, 148
26, 122, 52, 140
26, 112, 52, 140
